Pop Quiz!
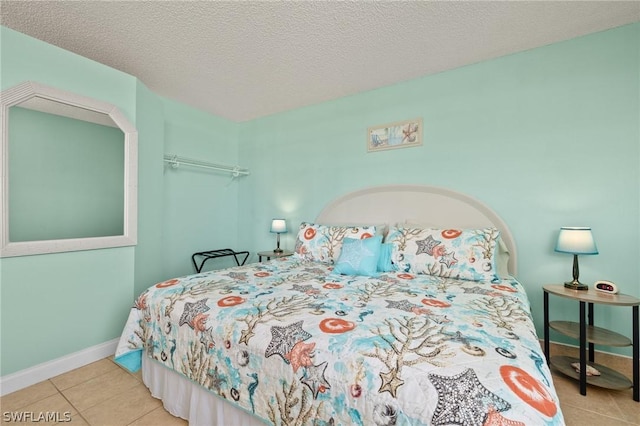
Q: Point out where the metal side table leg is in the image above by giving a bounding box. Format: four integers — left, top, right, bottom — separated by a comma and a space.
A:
544, 290, 550, 365
579, 300, 587, 396
633, 305, 638, 402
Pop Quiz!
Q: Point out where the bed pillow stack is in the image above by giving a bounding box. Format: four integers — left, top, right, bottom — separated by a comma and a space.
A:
332, 236, 398, 277
294, 221, 501, 282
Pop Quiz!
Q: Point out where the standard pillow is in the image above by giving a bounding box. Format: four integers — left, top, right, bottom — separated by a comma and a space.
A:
405, 221, 511, 279
385, 226, 501, 282
377, 243, 396, 272
332, 235, 383, 277
293, 222, 377, 263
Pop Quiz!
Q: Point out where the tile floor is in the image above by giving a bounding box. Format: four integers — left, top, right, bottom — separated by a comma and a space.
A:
1, 347, 638, 425
0, 358, 186, 426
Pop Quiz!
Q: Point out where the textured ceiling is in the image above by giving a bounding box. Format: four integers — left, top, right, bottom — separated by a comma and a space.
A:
2, 1, 639, 122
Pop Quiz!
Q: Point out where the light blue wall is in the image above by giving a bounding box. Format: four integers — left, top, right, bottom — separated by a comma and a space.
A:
132, 83, 242, 295
160, 99, 241, 278
238, 23, 639, 356
133, 81, 166, 296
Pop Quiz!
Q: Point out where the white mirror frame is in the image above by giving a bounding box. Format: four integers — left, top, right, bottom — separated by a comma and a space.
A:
0, 81, 137, 257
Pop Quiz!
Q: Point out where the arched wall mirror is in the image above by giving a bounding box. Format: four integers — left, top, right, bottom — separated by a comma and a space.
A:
1, 81, 137, 257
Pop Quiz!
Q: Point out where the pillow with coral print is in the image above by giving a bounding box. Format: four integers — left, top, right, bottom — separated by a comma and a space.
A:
293, 222, 377, 263
385, 226, 501, 282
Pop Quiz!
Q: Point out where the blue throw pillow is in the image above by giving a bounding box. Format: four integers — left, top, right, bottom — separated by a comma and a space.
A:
332, 235, 382, 277
377, 243, 396, 272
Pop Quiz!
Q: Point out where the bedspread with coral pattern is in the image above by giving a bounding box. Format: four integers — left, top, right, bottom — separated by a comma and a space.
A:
115, 257, 564, 426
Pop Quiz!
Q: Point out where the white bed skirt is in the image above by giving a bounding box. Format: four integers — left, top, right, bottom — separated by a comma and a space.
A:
142, 356, 265, 426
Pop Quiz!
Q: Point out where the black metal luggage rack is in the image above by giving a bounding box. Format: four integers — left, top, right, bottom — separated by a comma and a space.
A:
191, 248, 250, 273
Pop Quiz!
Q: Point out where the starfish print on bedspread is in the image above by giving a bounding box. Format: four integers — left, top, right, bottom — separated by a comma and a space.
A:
416, 235, 441, 256
379, 367, 405, 397
386, 299, 421, 312
429, 368, 511, 426
439, 251, 458, 268
178, 299, 210, 329
484, 407, 525, 426
264, 320, 312, 361
301, 361, 331, 399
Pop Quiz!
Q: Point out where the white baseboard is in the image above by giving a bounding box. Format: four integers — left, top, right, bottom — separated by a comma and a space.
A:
0, 338, 118, 396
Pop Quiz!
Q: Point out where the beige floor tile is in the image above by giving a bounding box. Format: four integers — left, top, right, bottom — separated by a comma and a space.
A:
552, 371, 626, 418
127, 406, 188, 426
603, 355, 633, 381
61, 368, 139, 412
81, 383, 161, 426
126, 368, 143, 383
561, 403, 636, 426
51, 359, 119, 391
17, 392, 76, 418
611, 390, 640, 425
0, 380, 58, 412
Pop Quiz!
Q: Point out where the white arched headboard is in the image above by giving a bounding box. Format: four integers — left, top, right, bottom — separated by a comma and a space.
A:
316, 185, 517, 276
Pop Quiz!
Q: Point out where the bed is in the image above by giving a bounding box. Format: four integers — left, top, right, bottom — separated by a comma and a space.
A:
115, 185, 565, 425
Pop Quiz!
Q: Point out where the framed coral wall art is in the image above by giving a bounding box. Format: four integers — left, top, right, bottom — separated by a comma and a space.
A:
367, 118, 423, 152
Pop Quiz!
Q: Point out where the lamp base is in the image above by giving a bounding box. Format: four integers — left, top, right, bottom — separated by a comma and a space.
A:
563, 254, 589, 290
273, 248, 283, 253
564, 281, 589, 291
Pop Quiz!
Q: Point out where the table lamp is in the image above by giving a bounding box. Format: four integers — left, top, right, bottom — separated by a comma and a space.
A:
270, 219, 287, 253
554, 227, 598, 290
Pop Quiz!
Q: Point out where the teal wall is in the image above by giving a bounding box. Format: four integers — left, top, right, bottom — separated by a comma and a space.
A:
238, 23, 639, 356
133, 81, 166, 297
9, 107, 124, 241
160, 99, 241, 278
132, 82, 242, 296
1, 22, 638, 377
